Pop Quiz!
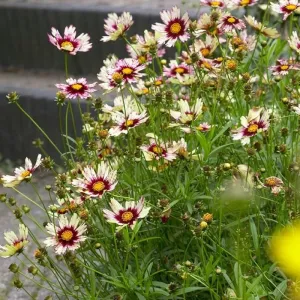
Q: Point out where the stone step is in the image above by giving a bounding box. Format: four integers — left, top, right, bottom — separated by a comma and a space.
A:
0, 69, 101, 162
0, 0, 193, 75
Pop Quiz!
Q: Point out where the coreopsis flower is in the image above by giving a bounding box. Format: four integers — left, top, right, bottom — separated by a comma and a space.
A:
264, 176, 284, 195
218, 14, 246, 32
72, 162, 117, 198
232, 107, 269, 145
230, 31, 256, 52
102, 95, 143, 114
270, 59, 300, 76
108, 110, 149, 136
56, 78, 97, 99
44, 214, 87, 254
230, 0, 258, 8
198, 57, 219, 72
163, 60, 193, 79
192, 36, 218, 57
137, 30, 166, 57
103, 197, 150, 229
1, 154, 43, 188
196, 13, 225, 39
195, 122, 212, 132
152, 6, 190, 47
48, 25, 92, 55
170, 98, 203, 124
140, 135, 179, 161
292, 104, 300, 115
200, 0, 227, 8
271, 0, 300, 20
127, 31, 165, 63
244, 16, 280, 39
98, 55, 119, 91
101, 12, 133, 42
288, 31, 300, 54
0, 224, 28, 258
269, 221, 300, 278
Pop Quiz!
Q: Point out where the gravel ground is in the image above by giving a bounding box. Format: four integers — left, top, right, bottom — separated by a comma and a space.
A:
0, 172, 56, 300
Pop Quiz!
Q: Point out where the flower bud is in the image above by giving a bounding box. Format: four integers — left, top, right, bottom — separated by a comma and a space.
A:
0, 194, 7, 203
8, 197, 16, 206
200, 221, 208, 230
28, 266, 38, 275
13, 279, 23, 289
6, 91, 19, 104
95, 243, 102, 249
13, 208, 22, 219
202, 213, 213, 223
9, 263, 19, 273
45, 185, 52, 191
21, 205, 30, 214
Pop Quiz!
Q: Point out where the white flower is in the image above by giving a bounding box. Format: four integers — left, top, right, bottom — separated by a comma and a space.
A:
72, 162, 117, 198
1, 154, 43, 187
0, 224, 29, 258
48, 25, 92, 55
103, 197, 150, 229
44, 214, 87, 255
101, 12, 133, 42
152, 6, 190, 47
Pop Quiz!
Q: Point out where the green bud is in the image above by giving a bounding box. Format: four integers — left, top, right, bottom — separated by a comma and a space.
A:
9, 263, 19, 273
8, 197, 16, 206
21, 205, 30, 214
28, 266, 38, 275
6, 91, 19, 104
0, 194, 7, 203
13, 279, 23, 289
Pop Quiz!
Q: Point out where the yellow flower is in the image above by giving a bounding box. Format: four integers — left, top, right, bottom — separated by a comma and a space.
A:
269, 222, 300, 278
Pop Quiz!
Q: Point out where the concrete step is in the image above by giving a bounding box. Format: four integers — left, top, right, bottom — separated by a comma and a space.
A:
0, 69, 101, 162
0, 0, 193, 75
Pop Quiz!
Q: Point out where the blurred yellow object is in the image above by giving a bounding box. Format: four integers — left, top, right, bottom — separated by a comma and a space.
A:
269, 222, 300, 279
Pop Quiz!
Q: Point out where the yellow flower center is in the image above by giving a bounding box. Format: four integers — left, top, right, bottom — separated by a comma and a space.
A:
211, 1, 221, 7
71, 83, 83, 91
240, 0, 250, 5
125, 119, 134, 127
210, 1, 221, 7
265, 178, 277, 187
142, 87, 149, 94
170, 22, 182, 34
178, 147, 188, 157
285, 4, 297, 10
201, 61, 212, 70
200, 48, 210, 57
61, 230, 73, 241
122, 67, 134, 75
247, 124, 258, 133
226, 60, 237, 70
280, 65, 289, 70
14, 241, 23, 251
101, 148, 111, 157
138, 55, 147, 64
155, 80, 163, 86
152, 146, 163, 154
92, 181, 105, 192
21, 170, 31, 178
112, 72, 123, 83
175, 67, 185, 74
227, 17, 236, 23
121, 211, 134, 222
61, 41, 74, 52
